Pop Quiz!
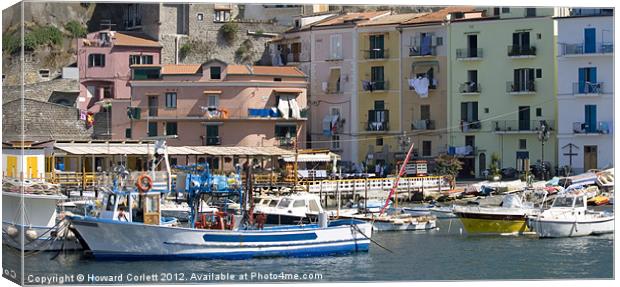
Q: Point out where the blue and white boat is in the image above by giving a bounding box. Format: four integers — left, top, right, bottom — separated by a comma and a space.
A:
68, 142, 372, 260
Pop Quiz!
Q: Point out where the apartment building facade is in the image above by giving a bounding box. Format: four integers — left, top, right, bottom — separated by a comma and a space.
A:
128, 60, 308, 153
555, 9, 614, 173
448, 7, 557, 178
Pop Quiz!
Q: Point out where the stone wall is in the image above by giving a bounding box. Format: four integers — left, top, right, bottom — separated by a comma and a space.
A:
2, 78, 79, 104
2, 98, 92, 142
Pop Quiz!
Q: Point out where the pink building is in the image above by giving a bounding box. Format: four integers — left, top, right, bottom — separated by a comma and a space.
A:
77, 30, 161, 139
128, 59, 308, 151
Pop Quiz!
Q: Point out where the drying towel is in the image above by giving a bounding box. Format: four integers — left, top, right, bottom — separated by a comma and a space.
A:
412, 76, 429, 97
289, 98, 301, 119
277, 98, 290, 119
322, 115, 332, 136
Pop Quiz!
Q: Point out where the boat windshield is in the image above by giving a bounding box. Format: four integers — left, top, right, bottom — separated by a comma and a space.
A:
268, 200, 278, 207
277, 198, 293, 208
553, 196, 574, 208
308, 199, 321, 213
574, 196, 584, 208
293, 200, 306, 208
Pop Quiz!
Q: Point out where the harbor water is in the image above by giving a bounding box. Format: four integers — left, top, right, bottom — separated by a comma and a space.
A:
3, 216, 613, 283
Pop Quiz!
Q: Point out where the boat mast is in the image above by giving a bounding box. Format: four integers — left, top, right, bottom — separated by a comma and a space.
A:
379, 142, 415, 216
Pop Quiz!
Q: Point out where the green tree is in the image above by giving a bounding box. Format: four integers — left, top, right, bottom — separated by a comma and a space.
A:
64, 20, 87, 38
220, 22, 239, 44
24, 25, 63, 51
2, 33, 20, 54
434, 155, 463, 189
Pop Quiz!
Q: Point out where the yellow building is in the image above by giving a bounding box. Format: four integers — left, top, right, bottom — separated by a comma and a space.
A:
355, 13, 426, 166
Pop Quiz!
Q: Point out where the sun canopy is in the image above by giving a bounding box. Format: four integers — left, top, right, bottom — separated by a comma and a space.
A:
281, 152, 341, 163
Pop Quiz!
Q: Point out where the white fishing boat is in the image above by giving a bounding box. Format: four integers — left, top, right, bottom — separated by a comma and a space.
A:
2, 189, 81, 251
253, 192, 323, 225
528, 193, 614, 238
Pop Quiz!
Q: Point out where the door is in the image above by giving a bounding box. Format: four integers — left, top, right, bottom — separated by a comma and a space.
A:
26, 156, 38, 178
584, 28, 596, 54
585, 105, 597, 133
6, 156, 17, 177
584, 145, 598, 171
578, 67, 597, 93
206, 125, 219, 145
142, 193, 161, 225
369, 35, 384, 58
518, 106, 530, 131
290, 42, 301, 62
467, 34, 478, 57
371, 66, 385, 90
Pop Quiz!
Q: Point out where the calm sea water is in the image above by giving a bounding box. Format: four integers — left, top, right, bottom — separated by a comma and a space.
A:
2, 217, 614, 284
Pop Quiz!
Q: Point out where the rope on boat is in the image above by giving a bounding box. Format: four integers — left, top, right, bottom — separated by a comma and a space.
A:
350, 224, 393, 254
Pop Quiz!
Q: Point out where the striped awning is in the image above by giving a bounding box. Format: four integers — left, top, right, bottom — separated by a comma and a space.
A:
53, 143, 295, 157
281, 152, 341, 163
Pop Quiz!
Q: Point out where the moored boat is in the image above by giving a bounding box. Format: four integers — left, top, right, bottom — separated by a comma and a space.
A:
528, 193, 614, 238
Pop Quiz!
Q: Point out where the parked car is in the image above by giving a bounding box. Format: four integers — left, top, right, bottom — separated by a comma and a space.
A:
530, 161, 554, 179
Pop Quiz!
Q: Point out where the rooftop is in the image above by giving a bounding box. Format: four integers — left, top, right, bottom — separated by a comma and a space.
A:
358, 12, 428, 26
400, 6, 477, 25
112, 32, 161, 48
313, 11, 391, 27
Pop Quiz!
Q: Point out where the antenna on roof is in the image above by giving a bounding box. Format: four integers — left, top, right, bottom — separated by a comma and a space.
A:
100, 19, 116, 31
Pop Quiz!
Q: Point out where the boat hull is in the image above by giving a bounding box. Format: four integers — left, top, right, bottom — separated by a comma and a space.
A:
2, 223, 82, 251
454, 212, 529, 234
529, 216, 614, 238
68, 216, 371, 260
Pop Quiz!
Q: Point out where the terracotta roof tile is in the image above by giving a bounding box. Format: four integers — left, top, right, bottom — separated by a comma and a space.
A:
401, 7, 477, 25
161, 64, 201, 75
227, 65, 306, 77
358, 12, 429, 26
113, 32, 161, 47
314, 11, 391, 27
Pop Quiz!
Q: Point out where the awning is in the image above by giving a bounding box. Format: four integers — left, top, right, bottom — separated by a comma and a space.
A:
273, 88, 303, 94
281, 152, 341, 163
203, 90, 222, 94
54, 143, 203, 155
189, 146, 295, 156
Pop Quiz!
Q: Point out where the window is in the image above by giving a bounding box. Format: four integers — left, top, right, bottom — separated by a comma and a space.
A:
374, 100, 385, 111
165, 122, 178, 136
126, 4, 142, 28
327, 68, 341, 93
88, 54, 106, 67
277, 198, 292, 209
422, 141, 432, 157
331, 135, 340, 150
484, 108, 489, 113
330, 34, 343, 60
369, 35, 385, 59
308, 200, 320, 213
102, 87, 112, 98
519, 139, 527, 149
214, 10, 230, 22
274, 77, 282, 82
376, 137, 383, 146
436, 37, 443, 46
268, 200, 278, 207
206, 125, 220, 145
420, 105, 431, 121
493, 7, 500, 15
536, 108, 542, 117
512, 68, 535, 92
465, 135, 475, 147
148, 122, 158, 137
197, 13, 204, 21
370, 66, 385, 90
525, 8, 536, 17
130, 55, 154, 65
275, 125, 296, 138
39, 69, 50, 78
460, 102, 479, 123
133, 68, 160, 80
125, 128, 132, 138
207, 95, 219, 108
536, 69, 542, 78
502, 7, 510, 13
293, 200, 305, 208
210, 66, 221, 80
294, 19, 300, 28
165, 92, 177, 108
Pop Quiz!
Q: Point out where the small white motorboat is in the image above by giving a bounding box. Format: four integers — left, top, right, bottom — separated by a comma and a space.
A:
528, 193, 614, 238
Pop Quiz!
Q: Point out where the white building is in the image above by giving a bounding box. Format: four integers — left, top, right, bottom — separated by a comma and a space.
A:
555, 9, 613, 174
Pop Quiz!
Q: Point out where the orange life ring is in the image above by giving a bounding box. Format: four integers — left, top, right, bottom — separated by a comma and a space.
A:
136, 173, 153, 193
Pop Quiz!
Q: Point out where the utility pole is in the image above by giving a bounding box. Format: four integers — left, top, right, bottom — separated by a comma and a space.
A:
537, 120, 550, 180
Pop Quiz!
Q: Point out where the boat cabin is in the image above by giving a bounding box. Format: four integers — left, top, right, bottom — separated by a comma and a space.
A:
100, 191, 166, 225
551, 194, 587, 210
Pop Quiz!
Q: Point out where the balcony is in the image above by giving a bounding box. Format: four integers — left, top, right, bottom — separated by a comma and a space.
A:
493, 120, 554, 133
411, 119, 435, 130
362, 80, 388, 92
205, 136, 222, 146
459, 82, 481, 95
409, 45, 437, 57
276, 137, 295, 147
447, 145, 476, 157
460, 120, 482, 132
456, 48, 483, 60
507, 45, 537, 57
560, 42, 613, 56
362, 48, 389, 60
366, 110, 389, 132
573, 121, 611, 135
572, 82, 604, 96
507, 81, 536, 94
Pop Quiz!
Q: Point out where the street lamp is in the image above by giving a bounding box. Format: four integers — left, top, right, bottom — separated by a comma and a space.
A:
537, 120, 550, 180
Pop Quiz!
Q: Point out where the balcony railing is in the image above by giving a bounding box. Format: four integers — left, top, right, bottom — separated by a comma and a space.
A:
572, 82, 604, 95
573, 121, 611, 134
507, 81, 536, 93
367, 109, 389, 131
277, 137, 295, 147
493, 120, 554, 133
362, 48, 389, 60
460, 120, 482, 132
205, 136, 222, 146
411, 119, 435, 130
508, 45, 537, 57
409, 45, 437, 57
560, 42, 613, 56
456, 48, 483, 59
459, 82, 481, 94
362, 80, 388, 92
